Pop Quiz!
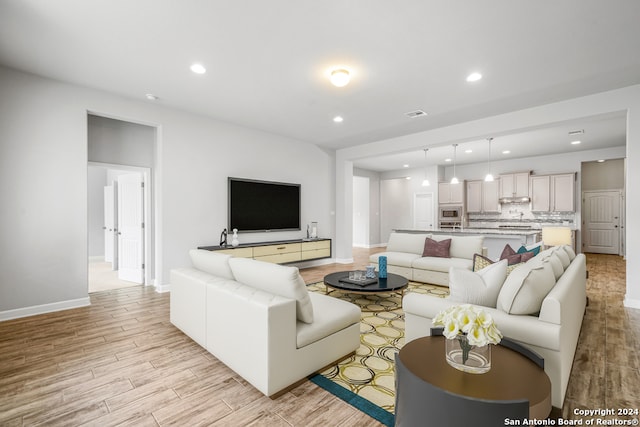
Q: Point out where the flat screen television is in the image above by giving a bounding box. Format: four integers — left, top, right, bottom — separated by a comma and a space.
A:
228, 177, 301, 233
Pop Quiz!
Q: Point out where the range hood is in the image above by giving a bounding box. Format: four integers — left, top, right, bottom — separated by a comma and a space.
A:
499, 196, 531, 204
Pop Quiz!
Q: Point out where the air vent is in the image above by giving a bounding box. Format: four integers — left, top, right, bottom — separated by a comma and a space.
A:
568, 129, 584, 135
405, 110, 428, 118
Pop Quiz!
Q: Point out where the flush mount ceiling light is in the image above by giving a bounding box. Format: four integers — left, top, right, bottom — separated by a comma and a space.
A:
190, 63, 206, 74
333, 116, 344, 123
450, 144, 459, 184
466, 72, 482, 82
422, 149, 430, 187
330, 68, 350, 87
484, 137, 494, 182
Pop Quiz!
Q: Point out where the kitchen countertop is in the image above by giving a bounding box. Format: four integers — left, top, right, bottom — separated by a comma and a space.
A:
394, 228, 543, 236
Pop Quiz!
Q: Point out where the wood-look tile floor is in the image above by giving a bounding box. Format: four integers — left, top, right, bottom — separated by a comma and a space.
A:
0, 249, 637, 426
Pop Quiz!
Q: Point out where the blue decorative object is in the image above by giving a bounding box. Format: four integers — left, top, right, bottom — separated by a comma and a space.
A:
378, 256, 387, 278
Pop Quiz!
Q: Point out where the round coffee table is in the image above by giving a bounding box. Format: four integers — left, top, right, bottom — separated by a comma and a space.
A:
395, 336, 551, 425
323, 271, 409, 297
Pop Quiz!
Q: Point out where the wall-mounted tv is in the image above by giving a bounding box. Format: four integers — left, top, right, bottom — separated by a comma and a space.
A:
228, 177, 301, 233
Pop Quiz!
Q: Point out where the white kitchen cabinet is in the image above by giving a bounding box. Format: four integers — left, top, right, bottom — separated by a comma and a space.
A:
499, 172, 530, 198
551, 173, 575, 212
530, 175, 550, 212
531, 173, 575, 212
467, 180, 500, 213
438, 182, 464, 204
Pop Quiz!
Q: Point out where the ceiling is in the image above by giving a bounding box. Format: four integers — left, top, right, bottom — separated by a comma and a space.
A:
1, 1, 638, 170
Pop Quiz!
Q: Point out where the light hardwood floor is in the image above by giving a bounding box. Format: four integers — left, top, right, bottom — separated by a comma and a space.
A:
0, 249, 637, 426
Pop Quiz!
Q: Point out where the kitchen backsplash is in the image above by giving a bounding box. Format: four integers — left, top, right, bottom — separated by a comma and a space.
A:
468, 205, 576, 229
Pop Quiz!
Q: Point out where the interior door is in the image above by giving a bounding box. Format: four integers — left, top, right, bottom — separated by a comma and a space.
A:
582, 190, 621, 254
117, 173, 144, 283
414, 192, 435, 230
103, 184, 117, 268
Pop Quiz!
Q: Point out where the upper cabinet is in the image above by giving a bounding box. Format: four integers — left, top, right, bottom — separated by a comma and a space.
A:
499, 172, 530, 198
467, 180, 500, 213
531, 173, 576, 212
438, 182, 464, 205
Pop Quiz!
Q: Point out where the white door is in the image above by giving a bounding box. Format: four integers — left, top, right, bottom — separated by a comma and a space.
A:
117, 173, 144, 283
582, 190, 621, 254
414, 192, 435, 230
103, 184, 117, 268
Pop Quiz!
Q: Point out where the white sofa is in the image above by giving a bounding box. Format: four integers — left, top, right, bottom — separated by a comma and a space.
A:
369, 232, 485, 286
403, 246, 587, 408
170, 249, 361, 397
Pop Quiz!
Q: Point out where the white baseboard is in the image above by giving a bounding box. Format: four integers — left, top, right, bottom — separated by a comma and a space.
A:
154, 283, 171, 293
0, 297, 91, 322
335, 257, 355, 264
624, 297, 640, 310
353, 243, 387, 249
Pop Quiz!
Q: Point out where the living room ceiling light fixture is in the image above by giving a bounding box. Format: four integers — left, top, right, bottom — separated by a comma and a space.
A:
597, 159, 606, 163
333, 116, 344, 123
422, 149, 430, 187
484, 137, 494, 182
465, 149, 473, 153
466, 72, 482, 82
502, 150, 511, 154
145, 93, 158, 101
330, 69, 350, 87
190, 63, 206, 74
571, 140, 582, 145
403, 164, 409, 168
450, 144, 459, 184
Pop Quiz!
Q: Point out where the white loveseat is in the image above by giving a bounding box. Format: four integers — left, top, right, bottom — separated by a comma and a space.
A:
369, 232, 485, 286
403, 246, 587, 408
170, 249, 361, 397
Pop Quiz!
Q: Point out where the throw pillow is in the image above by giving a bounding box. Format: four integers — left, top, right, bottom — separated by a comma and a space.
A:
496, 261, 556, 315
189, 249, 235, 280
473, 253, 525, 276
228, 257, 314, 324
500, 244, 535, 265
448, 259, 508, 307
561, 245, 577, 261
423, 238, 451, 258
554, 248, 570, 269
517, 244, 541, 257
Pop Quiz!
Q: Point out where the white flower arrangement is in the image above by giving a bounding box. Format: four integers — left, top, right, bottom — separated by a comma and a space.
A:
432, 304, 502, 347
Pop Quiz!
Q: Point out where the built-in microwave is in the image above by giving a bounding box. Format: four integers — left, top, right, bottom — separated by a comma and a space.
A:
439, 206, 463, 221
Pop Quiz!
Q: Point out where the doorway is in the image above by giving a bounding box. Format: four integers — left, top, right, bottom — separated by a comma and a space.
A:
353, 176, 370, 248
88, 165, 151, 292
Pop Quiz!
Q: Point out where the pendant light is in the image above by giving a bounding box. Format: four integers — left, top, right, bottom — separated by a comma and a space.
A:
484, 137, 494, 182
421, 149, 430, 186
450, 144, 459, 184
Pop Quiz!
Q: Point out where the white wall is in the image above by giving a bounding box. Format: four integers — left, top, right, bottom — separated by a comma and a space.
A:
335, 84, 640, 309
380, 178, 413, 242
352, 176, 369, 247
582, 159, 625, 191
0, 65, 334, 316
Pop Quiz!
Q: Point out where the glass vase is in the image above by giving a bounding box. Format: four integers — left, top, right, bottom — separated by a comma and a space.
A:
445, 334, 491, 374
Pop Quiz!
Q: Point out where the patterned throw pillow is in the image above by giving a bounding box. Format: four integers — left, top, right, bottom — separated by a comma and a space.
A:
422, 238, 452, 258
473, 253, 524, 275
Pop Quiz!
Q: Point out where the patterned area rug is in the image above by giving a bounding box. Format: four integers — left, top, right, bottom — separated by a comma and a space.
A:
306, 281, 449, 426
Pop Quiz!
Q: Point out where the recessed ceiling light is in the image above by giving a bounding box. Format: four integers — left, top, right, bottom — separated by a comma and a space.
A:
330, 68, 350, 87
465, 149, 473, 153
597, 159, 605, 163
190, 63, 206, 74
145, 93, 158, 101
445, 158, 452, 162
466, 72, 482, 82
403, 164, 409, 168
502, 150, 511, 154
333, 116, 344, 123
571, 140, 581, 145
405, 176, 412, 180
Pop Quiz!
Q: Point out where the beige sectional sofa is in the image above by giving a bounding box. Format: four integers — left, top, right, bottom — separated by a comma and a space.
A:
170, 249, 361, 397
403, 245, 587, 408
369, 232, 485, 286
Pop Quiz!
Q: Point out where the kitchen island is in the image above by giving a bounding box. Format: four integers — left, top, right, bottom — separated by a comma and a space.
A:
394, 228, 542, 260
